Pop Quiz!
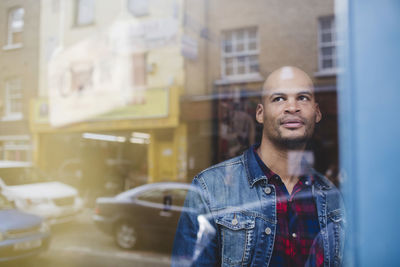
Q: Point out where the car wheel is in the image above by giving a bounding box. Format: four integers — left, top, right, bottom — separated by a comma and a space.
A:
114, 221, 138, 249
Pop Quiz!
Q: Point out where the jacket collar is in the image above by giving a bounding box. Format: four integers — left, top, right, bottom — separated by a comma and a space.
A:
243, 145, 268, 188
242, 145, 332, 190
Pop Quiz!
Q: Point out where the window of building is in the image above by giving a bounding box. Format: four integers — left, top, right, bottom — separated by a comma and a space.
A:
5, 7, 24, 49
221, 27, 259, 79
75, 0, 95, 26
127, 0, 149, 17
3, 78, 23, 120
0, 136, 31, 162
318, 16, 337, 73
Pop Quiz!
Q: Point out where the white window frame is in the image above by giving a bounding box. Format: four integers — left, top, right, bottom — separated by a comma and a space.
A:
317, 16, 337, 76
220, 27, 261, 81
3, 78, 23, 121
4, 7, 24, 50
75, 0, 95, 27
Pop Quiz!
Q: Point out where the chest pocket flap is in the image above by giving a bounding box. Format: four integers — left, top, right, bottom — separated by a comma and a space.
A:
216, 212, 255, 230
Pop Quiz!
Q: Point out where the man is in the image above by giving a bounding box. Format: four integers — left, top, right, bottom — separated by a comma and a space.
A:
172, 66, 345, 267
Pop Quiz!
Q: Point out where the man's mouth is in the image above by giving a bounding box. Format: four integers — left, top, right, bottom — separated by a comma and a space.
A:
280, 118, 305, 129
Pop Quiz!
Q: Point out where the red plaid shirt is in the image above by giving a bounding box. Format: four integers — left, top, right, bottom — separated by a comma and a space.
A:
254, 150, 324, 267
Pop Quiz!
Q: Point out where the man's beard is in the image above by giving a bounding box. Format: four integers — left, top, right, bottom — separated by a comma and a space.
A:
265, 117, 315, 150
269, 135, 310, 150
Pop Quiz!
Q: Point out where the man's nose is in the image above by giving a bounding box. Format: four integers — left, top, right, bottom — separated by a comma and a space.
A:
285, 99, 300, 114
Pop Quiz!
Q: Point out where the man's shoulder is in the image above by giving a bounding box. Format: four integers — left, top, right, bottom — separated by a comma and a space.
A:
312, 169, 338, 190
196, 154, 244, 178
191, 153, 251, 208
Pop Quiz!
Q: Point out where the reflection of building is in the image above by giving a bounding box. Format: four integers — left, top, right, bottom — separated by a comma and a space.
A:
6, 0, 339, 191
30, 0, 188, 195
182, 0, 338, 182
0, 1, 39, 163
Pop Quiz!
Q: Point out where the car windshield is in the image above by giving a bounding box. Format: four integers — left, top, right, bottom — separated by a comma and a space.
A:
0, 194, 13, 210
0, 167, 49, 186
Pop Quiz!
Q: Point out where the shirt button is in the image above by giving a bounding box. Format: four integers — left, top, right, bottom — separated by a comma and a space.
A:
265, 227, 272, 235
232, 218, 238, 225
264, 187, 271, 194
292, 233, 297, 238
305, 181, 310, 186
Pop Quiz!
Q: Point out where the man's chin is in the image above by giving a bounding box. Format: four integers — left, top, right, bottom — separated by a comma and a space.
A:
274, 137, 309, 150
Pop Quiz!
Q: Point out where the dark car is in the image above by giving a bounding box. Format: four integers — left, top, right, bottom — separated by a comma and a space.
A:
93, 182, 193, 251
0, 193, 51, 262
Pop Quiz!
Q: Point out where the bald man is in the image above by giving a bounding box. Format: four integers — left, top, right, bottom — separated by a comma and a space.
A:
172, 67, 345, 267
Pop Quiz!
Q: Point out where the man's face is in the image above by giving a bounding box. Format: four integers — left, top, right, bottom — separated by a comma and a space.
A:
256, 84, 321, 149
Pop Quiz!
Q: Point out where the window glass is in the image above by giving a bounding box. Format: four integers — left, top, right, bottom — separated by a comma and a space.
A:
6, 7, 24, 46
75, 0, 94, 26
318, 16, 337, 72
136, 189, 164, 204
4, 78, 22, 118
0, 139, 31, 162
0, 0, 351, 266
221, 27, 259, 78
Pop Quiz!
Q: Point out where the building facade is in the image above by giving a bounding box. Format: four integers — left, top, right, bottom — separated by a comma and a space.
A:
182, 0, 338, 183
0, 0, 40, 164
30, 0, 188, 198
2, 0, 339, 199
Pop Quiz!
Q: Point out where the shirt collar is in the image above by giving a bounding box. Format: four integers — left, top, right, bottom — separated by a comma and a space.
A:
244, 144, 314, 187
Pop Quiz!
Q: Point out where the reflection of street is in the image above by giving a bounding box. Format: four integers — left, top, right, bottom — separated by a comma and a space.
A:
3, 209, 171, 267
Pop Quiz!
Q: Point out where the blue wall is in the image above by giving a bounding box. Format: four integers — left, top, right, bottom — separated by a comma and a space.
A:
337, 0, 400, 266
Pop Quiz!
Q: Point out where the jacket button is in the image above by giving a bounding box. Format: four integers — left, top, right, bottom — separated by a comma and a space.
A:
265, 227, 272, 235
264, 187, 271, 194
232, 218, 238, 225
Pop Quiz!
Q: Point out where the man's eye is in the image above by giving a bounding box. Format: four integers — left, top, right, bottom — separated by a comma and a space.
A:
299, 95, 310, 101
272, 97, 285, 102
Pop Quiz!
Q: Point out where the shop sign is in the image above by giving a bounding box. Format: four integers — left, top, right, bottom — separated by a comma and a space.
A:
48, 18, 178, 127
34, 88, 169, 125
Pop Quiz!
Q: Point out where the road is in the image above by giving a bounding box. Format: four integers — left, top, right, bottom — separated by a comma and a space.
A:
3, 209, 172, 267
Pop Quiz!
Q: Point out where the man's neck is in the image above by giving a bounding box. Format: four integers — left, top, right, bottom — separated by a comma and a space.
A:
257, 138, 307, 194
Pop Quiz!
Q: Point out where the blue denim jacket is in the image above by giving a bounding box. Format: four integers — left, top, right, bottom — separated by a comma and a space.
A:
172, 147, 345, 267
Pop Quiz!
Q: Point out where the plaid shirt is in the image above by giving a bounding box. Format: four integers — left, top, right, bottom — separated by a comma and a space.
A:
254, 150, 324, 267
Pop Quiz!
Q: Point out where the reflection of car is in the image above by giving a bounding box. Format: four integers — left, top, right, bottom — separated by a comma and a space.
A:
0, 161, 83, 225
93, 182, 192, 251
0, 193, 50, 262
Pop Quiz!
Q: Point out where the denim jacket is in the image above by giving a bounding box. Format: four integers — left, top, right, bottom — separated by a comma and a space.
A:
172, 147, 345, 267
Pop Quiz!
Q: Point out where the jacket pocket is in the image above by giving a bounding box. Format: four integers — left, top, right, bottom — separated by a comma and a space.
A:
328, 209, 345, 267
216, 211, 255, 266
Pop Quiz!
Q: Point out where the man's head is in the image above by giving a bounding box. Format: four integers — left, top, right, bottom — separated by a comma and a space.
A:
256, 66, 321, 150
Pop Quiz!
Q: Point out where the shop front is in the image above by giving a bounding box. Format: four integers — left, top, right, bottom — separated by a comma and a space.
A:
30, 86, 187, 204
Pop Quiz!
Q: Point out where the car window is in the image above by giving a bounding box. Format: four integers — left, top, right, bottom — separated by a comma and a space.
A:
167, 189, 188, 207
135, 188, 188, 208
136, 189, 164, 204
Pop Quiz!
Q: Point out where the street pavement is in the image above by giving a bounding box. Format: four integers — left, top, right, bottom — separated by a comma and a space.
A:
2, 209, 172, 267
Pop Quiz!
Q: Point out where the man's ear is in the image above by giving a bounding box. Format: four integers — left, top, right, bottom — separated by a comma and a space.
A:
256, 104, 264, 124
315, 103, 322, 123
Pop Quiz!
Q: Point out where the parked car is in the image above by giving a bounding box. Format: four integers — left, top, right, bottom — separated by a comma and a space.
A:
0, 161, 83, 225
93, 182, 194, 251
0, 192, 50, 262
